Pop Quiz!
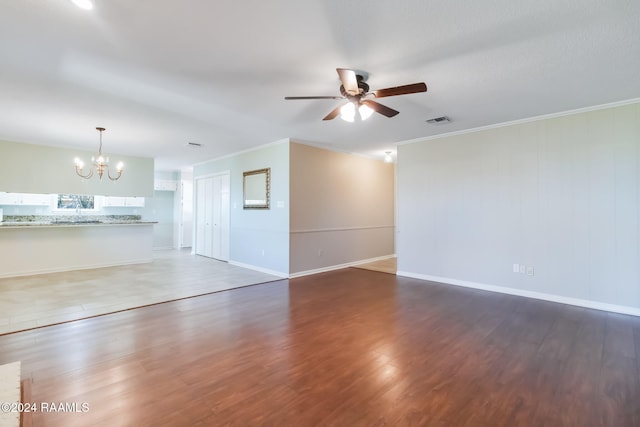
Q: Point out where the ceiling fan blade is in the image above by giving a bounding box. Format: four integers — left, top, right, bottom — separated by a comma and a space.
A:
373, 82, 427, 98
323, 104, 345, 121
361, 100, 399, 118
337, 68, 359, 95
285, 96, 344, 100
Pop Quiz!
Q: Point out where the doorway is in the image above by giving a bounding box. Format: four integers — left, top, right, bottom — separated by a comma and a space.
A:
195, 172, 230, 261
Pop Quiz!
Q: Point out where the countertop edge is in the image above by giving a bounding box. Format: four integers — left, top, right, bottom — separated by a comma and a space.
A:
0, 221, 157, 229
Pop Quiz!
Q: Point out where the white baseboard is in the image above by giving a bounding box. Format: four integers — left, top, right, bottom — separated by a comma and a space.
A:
290, 254, 396, 279
397, 271, 640, 317
0, 259, 153, 279
228, 260, 289, 279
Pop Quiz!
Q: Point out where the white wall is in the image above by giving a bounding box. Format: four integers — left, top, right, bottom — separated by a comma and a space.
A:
193, 140, 289, 276
143, 191, 175, 249
144, 171, 178, 249
397, 102, 640, 314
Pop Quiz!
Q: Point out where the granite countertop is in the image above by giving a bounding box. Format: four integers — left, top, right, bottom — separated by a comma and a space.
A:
0, 214, 157, 227
0, 221, 157, 228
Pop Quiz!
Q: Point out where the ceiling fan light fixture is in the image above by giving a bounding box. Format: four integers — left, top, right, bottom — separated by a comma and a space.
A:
70, 0, 94, 10
285, 68, 426, 121
340, 102, 356, 122
359, 103, 374, 120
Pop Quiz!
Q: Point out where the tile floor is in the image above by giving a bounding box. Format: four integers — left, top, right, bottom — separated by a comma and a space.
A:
352, 256, 397, 274
0, 249, 282, 335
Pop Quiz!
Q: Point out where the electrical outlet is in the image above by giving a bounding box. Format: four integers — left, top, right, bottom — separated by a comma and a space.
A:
318, 248, 324, 257
261, 249, 265, 256
513, 264, 520, 273
519, 265, 526, 274
527, 266, 534, 276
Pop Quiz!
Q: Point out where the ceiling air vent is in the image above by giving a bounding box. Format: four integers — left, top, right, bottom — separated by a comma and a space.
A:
426, 116, 450, 124
186, 142, 202, 147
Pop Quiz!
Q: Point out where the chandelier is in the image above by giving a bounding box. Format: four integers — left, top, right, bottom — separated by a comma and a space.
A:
74, 127, 123, 181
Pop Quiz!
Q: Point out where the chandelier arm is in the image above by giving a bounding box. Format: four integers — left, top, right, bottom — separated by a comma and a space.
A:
107, 167, 122, 181
75, 166, 93, 179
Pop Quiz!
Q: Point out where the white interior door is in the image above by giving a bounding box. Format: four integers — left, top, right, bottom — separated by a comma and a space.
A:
212, 173, 230, 261
195, 173, 230, 261
181, 179, 193, 248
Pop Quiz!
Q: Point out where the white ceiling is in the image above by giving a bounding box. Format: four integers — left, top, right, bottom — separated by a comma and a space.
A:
1, 0, 639, 171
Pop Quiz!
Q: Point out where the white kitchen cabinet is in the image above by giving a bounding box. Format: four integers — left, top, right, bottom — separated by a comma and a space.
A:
102, 196, 125, 207
103, 196, 145, 207
0, 192, 51, 206
154, 180, 178, 191
0, 193, 20, 204
126, 197, 145, 207
21, 193, 53, 205
102, 196, 124, 207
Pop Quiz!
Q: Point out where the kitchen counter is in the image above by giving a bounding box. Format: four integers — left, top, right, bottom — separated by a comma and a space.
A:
0, 214, 150, 226
0, 216, 156, 278
0, 220, 157, 228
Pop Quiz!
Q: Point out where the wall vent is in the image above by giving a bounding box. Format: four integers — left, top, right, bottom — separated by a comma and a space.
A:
186, 142, 202, 147
426, 116, 450, 124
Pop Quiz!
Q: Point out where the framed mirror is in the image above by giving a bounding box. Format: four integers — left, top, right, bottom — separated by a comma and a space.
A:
243, 168, 270, 209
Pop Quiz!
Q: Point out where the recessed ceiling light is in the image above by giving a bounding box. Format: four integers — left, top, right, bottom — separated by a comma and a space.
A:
70, 0, 94, 10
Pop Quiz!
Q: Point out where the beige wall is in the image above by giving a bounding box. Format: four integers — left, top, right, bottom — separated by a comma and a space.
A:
290, 142, 395, 274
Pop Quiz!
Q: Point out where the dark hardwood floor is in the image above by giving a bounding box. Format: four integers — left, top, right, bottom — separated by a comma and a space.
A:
1, 268, 639, 426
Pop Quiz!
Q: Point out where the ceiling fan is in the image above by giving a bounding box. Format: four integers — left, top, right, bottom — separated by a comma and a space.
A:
285, 68, 427, 122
